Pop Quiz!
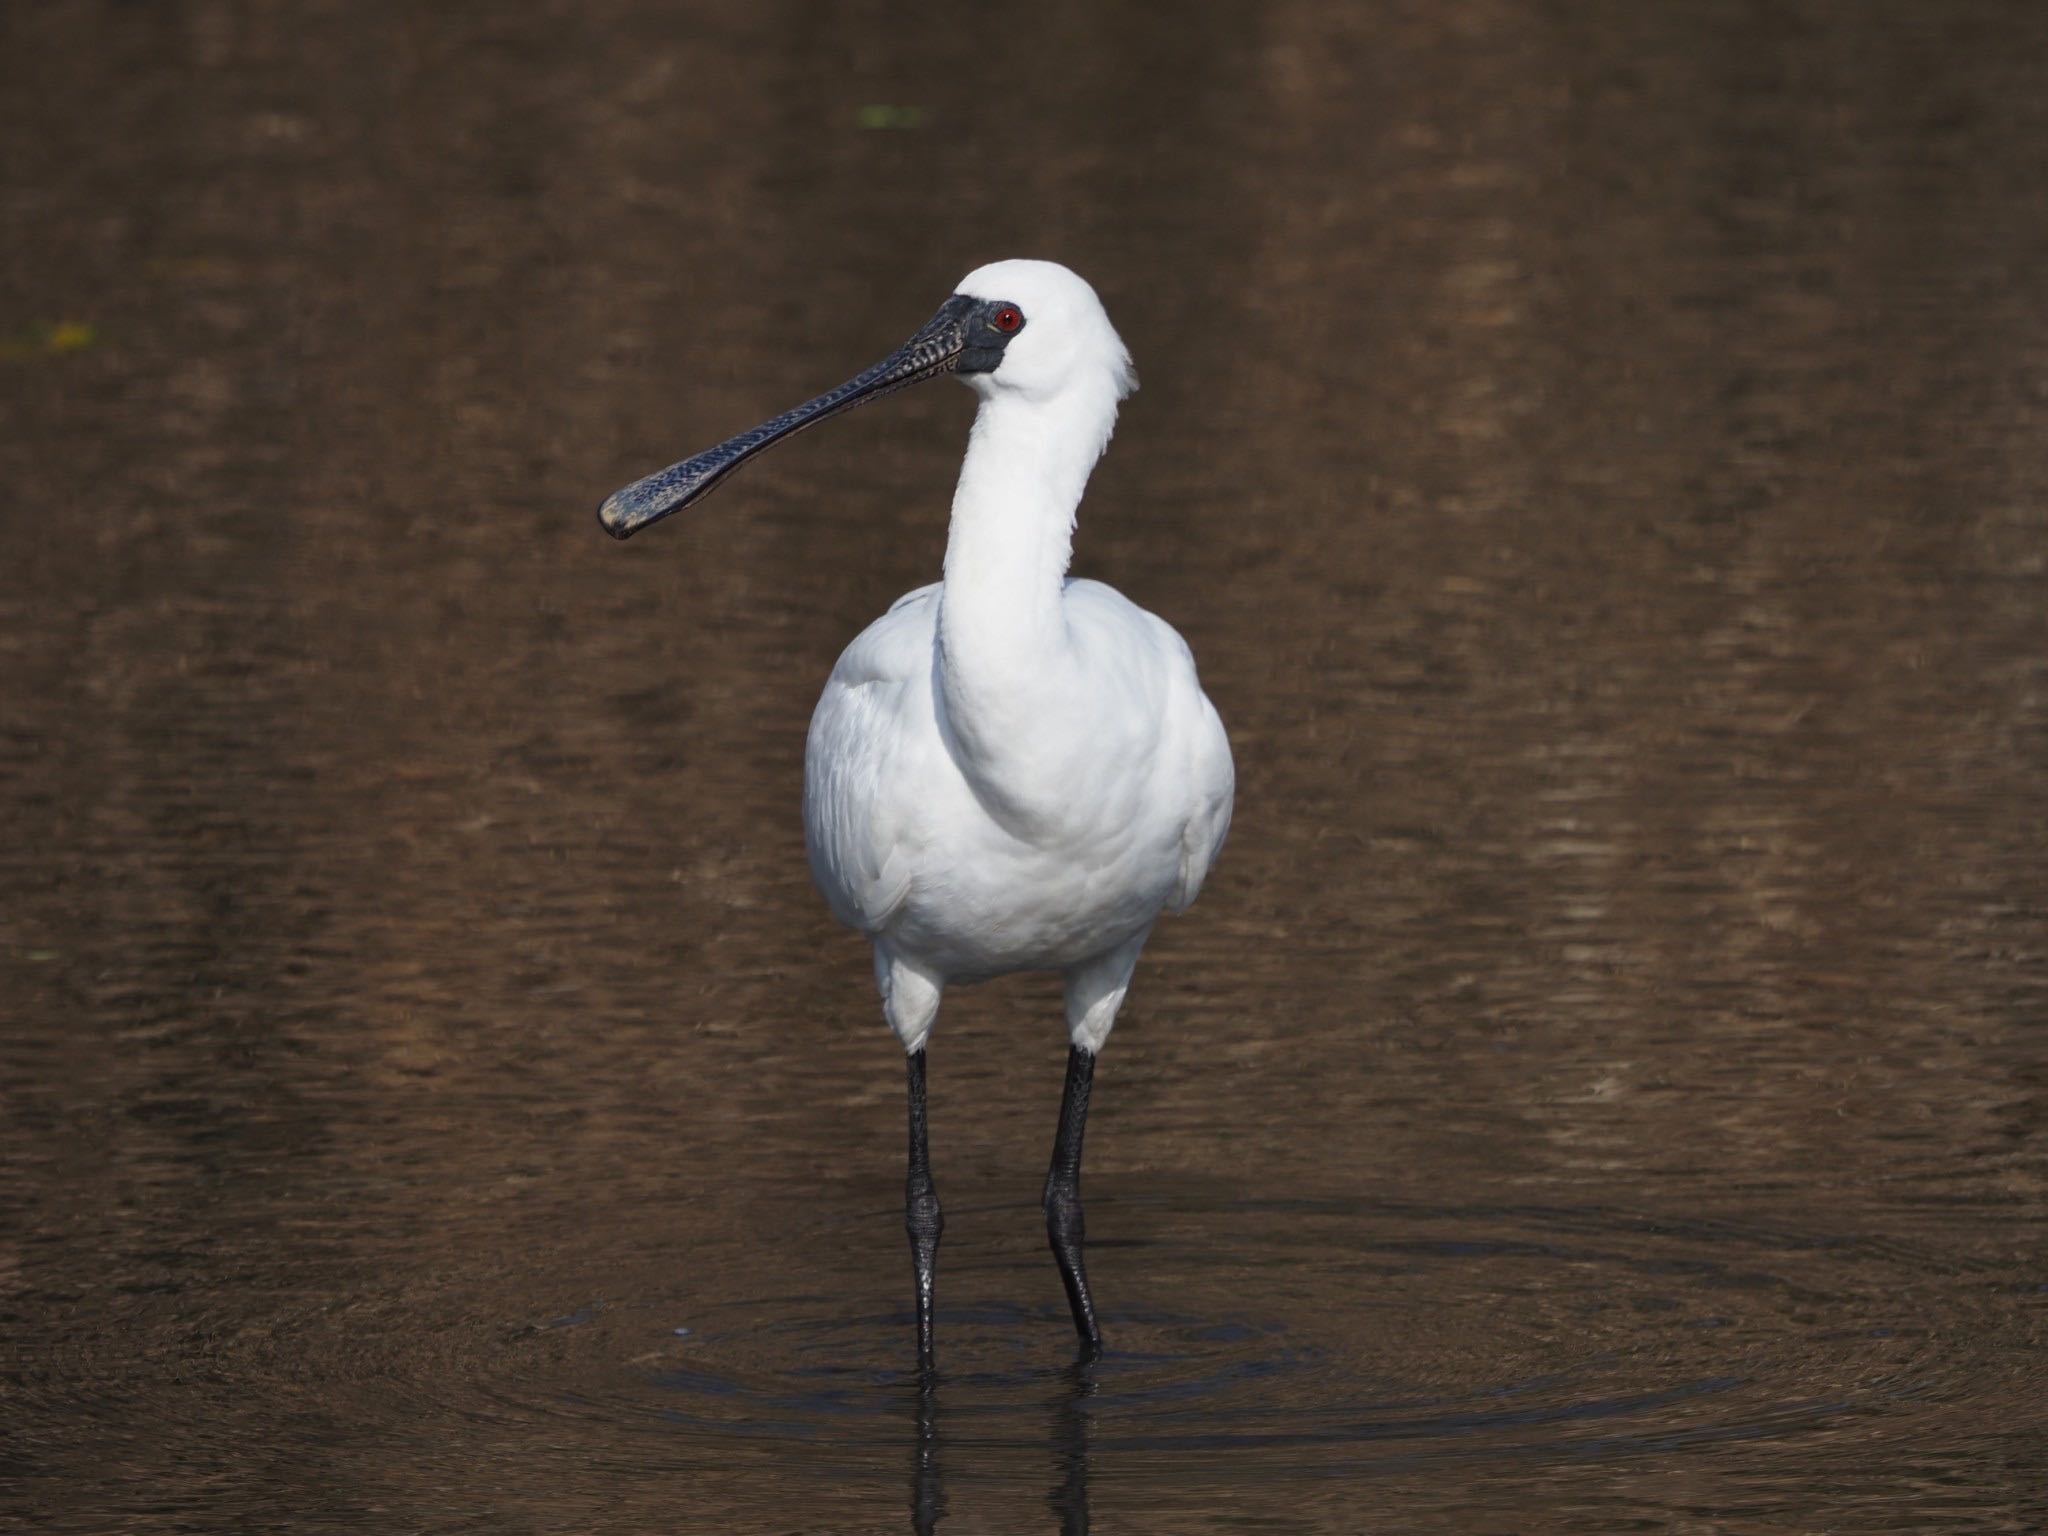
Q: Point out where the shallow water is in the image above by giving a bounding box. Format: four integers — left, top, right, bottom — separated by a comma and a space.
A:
3, 1, 2045, 1530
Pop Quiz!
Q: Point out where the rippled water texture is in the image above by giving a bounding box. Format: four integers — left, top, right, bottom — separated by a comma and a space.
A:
4, 2, 2046, 1530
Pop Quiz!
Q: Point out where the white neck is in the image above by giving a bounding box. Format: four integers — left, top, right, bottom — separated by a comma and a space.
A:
936, 378, 1121, 810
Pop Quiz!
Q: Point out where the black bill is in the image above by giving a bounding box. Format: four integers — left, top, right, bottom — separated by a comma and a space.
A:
598, 293, 994, 539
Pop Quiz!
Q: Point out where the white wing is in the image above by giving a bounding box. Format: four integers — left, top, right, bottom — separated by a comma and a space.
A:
1171, 660, 1234, 913
1057, 580, 1234, 916
802, 585, 940, 933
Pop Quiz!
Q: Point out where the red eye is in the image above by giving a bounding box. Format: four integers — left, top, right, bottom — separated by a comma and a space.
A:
991, 303, 1023, 333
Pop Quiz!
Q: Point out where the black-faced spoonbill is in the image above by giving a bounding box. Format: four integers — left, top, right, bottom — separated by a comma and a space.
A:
598, 260, 1234, 1366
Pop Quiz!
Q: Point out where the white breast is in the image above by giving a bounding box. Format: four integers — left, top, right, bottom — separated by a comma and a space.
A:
803, 579, 1232, 981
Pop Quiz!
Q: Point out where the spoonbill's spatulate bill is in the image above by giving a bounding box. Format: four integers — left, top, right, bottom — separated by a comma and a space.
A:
599, 260, 1234, 1366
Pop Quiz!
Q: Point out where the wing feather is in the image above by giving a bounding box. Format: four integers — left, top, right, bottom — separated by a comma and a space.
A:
1172, 689, 1234, 911
803, 586, 939, 932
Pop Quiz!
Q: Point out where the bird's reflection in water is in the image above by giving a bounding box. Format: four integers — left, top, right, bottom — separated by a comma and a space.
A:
910, 1372, 947, 1534
910, 1363, 1095, 1534
1048, 1362, 1095, 1534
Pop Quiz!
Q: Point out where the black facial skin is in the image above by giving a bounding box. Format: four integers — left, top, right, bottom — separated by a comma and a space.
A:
596, 293, 1027, 539
955, 296, 1026, 374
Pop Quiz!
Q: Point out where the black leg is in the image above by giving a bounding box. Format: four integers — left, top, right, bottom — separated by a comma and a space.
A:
905, 1048, 944, 1371
1044, 1045, 1103, 1357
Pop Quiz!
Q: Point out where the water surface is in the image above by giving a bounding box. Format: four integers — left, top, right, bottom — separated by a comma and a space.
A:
3, 1, 2044, 1530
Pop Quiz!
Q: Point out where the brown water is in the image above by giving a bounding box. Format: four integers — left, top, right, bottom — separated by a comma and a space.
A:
4, 2, 2046, 1530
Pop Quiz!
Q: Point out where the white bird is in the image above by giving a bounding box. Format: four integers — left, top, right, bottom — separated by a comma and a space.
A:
599, 260, 1234, 1366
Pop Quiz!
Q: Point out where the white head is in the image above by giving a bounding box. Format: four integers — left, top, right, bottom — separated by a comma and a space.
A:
950, 259, 1137, 406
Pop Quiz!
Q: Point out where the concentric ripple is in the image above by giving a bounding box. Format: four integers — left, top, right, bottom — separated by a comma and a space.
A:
478, 1195, 2026, 1484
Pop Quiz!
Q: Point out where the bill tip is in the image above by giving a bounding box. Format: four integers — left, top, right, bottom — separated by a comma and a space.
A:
596, 494, 636, 540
